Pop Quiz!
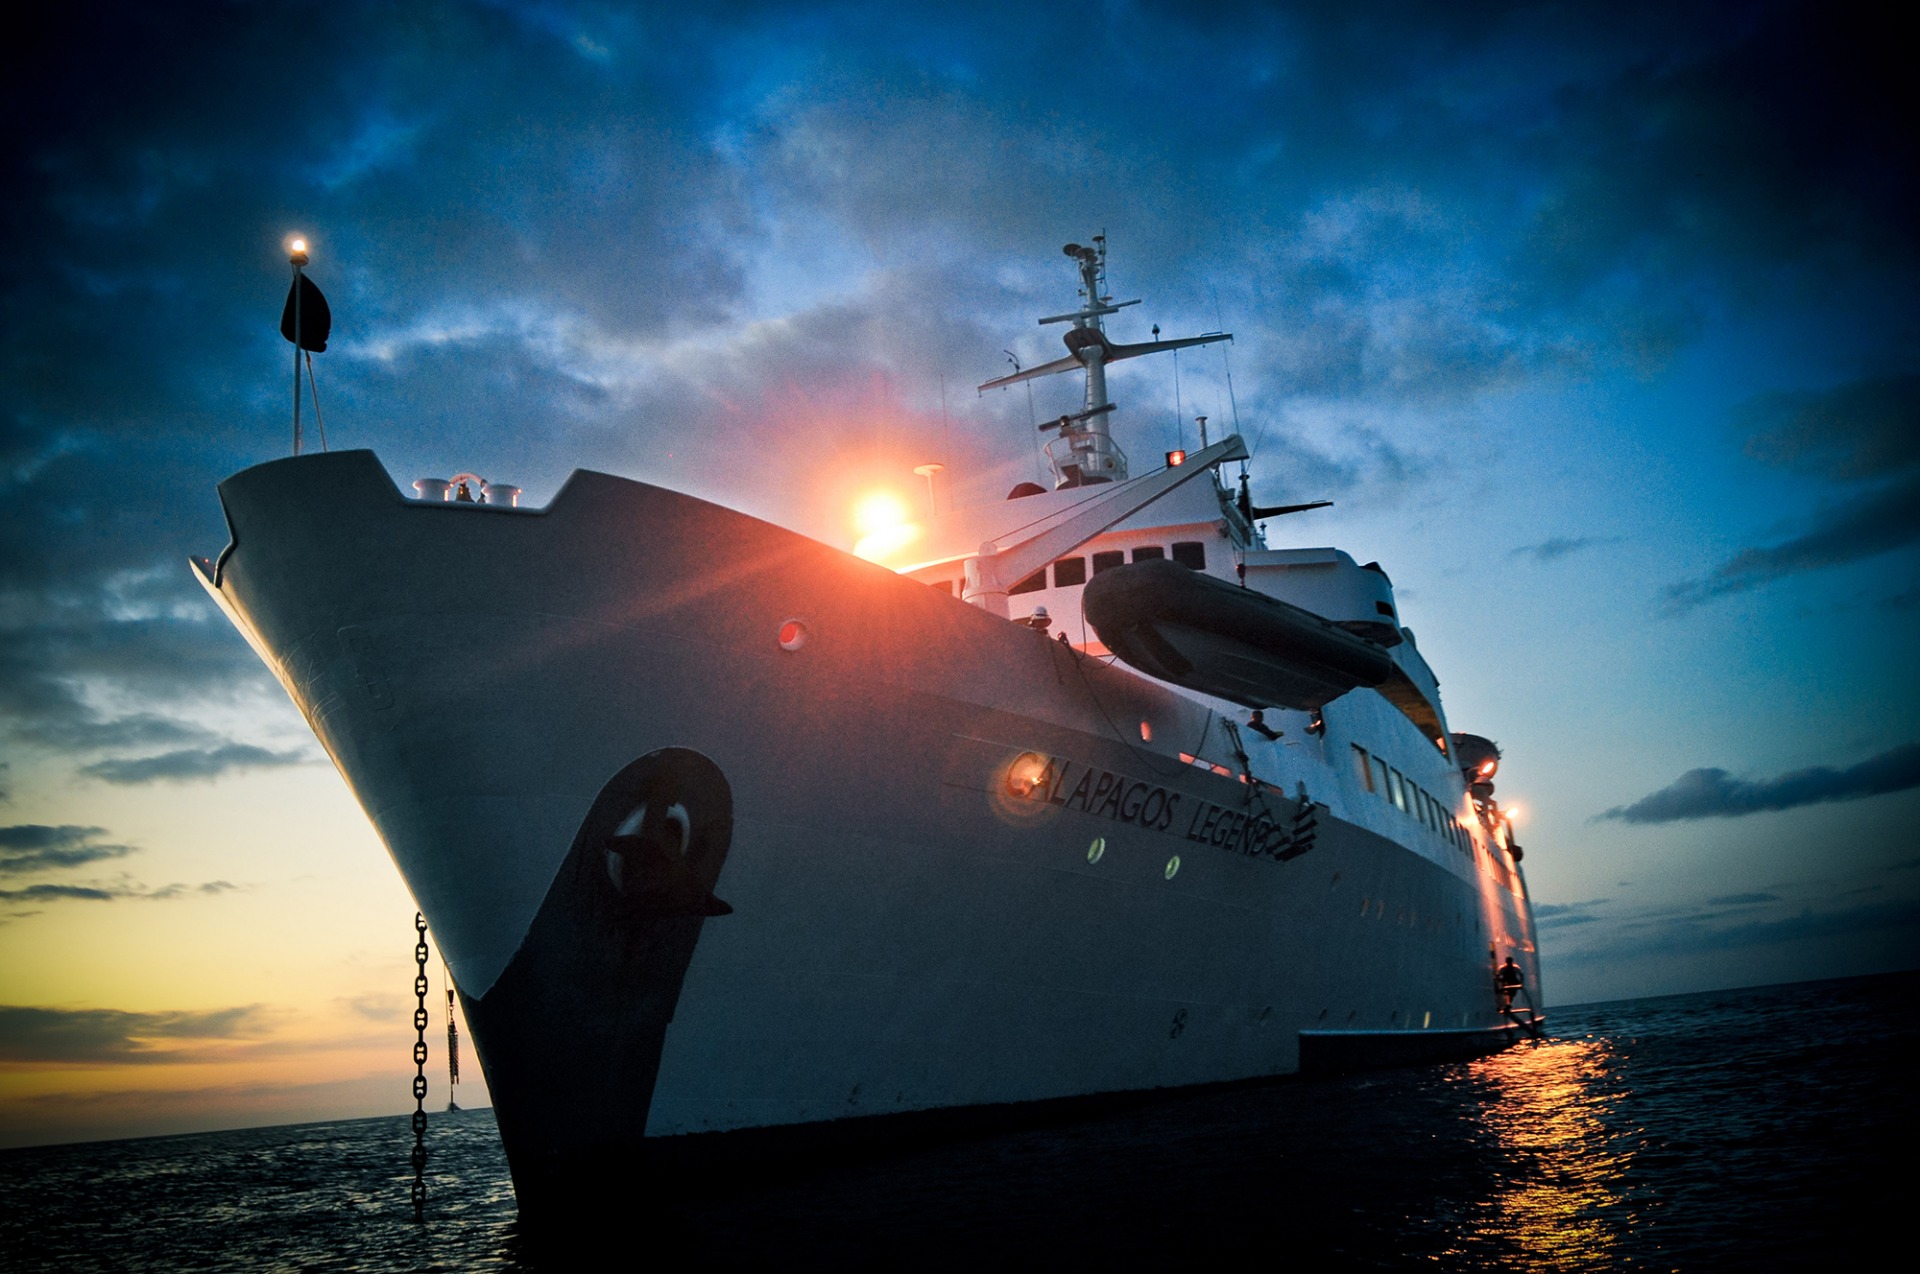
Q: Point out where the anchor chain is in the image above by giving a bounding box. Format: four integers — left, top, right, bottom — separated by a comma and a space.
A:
410, 912, 429, 1222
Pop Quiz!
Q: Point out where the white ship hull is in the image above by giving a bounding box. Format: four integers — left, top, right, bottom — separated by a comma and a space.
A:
199, 449, 1540, 1214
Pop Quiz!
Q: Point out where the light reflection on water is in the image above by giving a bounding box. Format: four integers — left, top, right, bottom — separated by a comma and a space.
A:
1460, 1037, 1631, 1270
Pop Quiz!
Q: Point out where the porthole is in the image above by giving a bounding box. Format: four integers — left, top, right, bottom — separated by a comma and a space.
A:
1164, 855, 1182, 880
777, 619, 808, 651
1087, 837, 1106, 864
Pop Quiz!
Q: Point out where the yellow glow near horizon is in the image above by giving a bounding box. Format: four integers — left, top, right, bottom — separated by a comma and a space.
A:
0, 762, 495, 1149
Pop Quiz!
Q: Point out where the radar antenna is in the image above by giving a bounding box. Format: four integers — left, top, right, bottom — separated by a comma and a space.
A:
980, 236, 1230, 488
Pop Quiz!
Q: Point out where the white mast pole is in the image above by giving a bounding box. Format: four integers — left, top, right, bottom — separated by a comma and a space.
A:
289, 236, 309, 456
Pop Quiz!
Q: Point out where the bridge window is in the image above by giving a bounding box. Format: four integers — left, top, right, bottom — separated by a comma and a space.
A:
1172, 541, 1207, 570
1132, 545, 1165, 562
1054, 557, 1087, 587
1092, 550, 1126, 574
1009, 570, 1046, 596
1352, 745, 1375, 792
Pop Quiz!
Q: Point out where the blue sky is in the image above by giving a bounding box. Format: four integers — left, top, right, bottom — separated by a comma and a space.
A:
1, 0, 1915, 1145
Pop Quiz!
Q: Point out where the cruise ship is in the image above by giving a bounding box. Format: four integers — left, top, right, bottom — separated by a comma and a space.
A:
196, 238, 1541, 1217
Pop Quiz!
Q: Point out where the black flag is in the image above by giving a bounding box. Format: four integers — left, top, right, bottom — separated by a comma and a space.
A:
280, 274, 332, 352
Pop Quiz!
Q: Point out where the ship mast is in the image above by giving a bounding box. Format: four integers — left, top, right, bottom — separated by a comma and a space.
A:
979, 236, 1232, 489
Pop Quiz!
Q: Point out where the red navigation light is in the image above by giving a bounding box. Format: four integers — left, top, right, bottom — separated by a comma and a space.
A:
1166, 450, 1186, 467
777, 619, 807, 651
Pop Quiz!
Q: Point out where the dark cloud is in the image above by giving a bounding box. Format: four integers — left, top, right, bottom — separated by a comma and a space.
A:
1552, 896, 1920, 964
0, 1004, 268, 1064
1597, 742, 1920, 823
80, 744, 310, 785
1659, 472, 1920, 612
0, 824, 103, 848
1662, 374, 1920, 610
0, 820, 231, 908
0, 611, 276, 756
146, 880, 238, 900
7, 1, 1905, 528
1532, 899, 1609, 930
1538, 912, 1599, 929
1706, 892, 1781, 907
1511, 535, 1625, 563
1739, 373, 1918, 481
0, 884, 116, 903
0, 879, 236, 908
0, 824, 133, 875
12, 713, 217, 754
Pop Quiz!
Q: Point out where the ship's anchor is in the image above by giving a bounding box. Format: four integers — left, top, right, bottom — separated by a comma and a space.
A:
605, 798, 733, 915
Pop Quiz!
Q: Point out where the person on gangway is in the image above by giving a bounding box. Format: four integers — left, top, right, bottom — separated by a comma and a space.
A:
1496, 956, 1524, 1013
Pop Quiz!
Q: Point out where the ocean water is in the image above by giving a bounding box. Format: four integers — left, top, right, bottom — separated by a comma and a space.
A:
2, 972, 1910, 1270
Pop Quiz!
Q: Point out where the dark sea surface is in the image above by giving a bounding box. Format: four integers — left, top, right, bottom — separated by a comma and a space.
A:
2, 972, 1911, 1271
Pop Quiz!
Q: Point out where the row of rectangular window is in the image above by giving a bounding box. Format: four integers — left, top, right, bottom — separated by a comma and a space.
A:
926, 542, 1208, 597
1010, 541, 1208, 596
1352, 744, 1476, 860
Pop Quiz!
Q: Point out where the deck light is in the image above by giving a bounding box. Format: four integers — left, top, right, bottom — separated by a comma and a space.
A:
1006, 753, 1048, 797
